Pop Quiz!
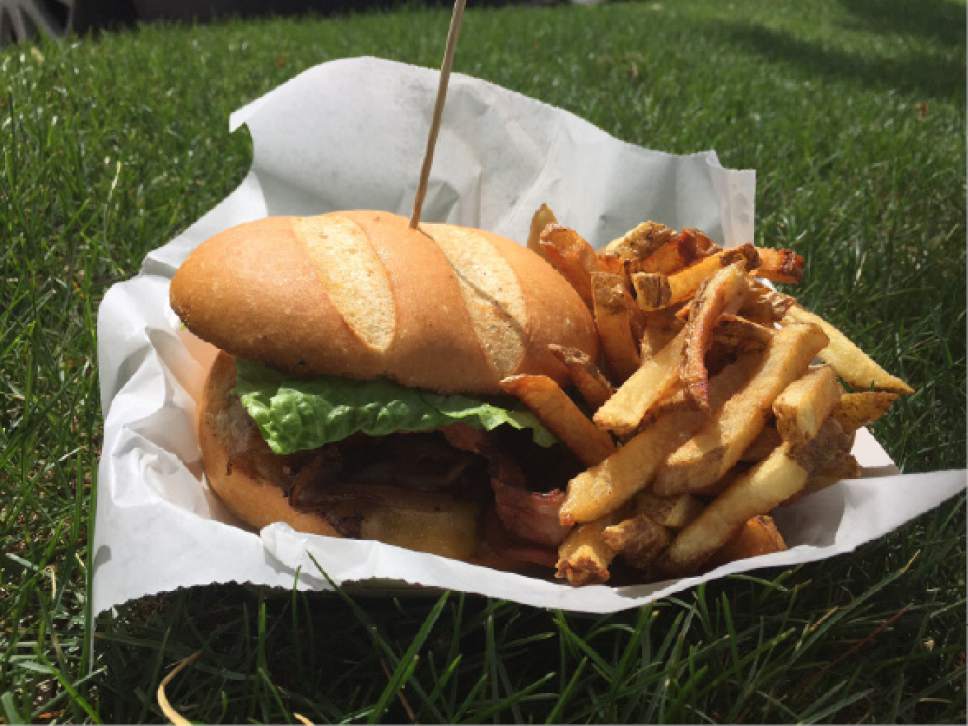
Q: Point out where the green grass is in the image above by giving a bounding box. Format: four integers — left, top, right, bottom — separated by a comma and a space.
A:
1, 0, 964, 722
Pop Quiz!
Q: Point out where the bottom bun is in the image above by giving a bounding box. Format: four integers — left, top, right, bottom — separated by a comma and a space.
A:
198, 350, 341, 537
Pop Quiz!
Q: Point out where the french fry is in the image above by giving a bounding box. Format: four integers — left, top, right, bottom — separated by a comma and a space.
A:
713, 314, 775, 351
739, 426, 782, 463
803, 453, 861, 494
593, 328, 687, 435
636, 228, 719, 275
783, 305, 915, 394
781, 418, 861, 504
708, 515, 787, 568
789, 416, 854, 475
626, 292, 649, 343
591, 271, 641, 381
752, 247, 804, 284
661, 443, 808, 574
665, 243, 759, 306
547, 344, 615, 411
595, 253, 627, 275
527, 203, 558, 254
653, 322, 829, 495
680, 262, 751, 410
555, 515, 620, 585
538, 224, 601, 308
641, 381, 697, 422
634, 491, 704, 529
603, 514, 670, 569
500, 374, 615, 467
604, 220, 676, 261
772, 365, 843, 446
696, 315, 773, 369
631, 272, 672, 310
639, 311, 684, 362
832, 391, 900, 433
564, 353, 763, 523
740, 283, 797, 325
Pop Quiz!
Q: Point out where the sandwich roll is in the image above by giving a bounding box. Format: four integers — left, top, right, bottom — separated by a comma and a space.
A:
171, 211, 599, 394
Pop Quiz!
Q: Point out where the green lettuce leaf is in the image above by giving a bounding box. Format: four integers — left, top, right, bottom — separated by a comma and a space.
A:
233, 359, 558, 455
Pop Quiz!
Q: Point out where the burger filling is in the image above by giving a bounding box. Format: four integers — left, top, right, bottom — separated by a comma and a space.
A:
226, 359, 583, 566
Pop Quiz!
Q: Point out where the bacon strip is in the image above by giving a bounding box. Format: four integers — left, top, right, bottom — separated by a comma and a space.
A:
481, 508, 557, 569
490, 477, 571, 547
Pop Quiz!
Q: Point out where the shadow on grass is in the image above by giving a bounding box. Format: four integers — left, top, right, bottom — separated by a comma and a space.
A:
839, 0, 965, 47
710, 1, 965, 102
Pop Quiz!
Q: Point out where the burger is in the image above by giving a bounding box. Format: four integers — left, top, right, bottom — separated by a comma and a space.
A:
170, 210, 599, 570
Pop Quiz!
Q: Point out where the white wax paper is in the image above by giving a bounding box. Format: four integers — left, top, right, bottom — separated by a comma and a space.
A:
95, 57, 965, 615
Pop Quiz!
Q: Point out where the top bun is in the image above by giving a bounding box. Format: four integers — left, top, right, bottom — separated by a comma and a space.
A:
170, 211, 598, 393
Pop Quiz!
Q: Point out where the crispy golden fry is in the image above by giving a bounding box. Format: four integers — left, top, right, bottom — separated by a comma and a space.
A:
623, 277, 651, 348
361, 499, 479, 560
681, 262, 751, 410
708, 515, 787, 568
681, 228, 720, 254
565, 353, 763, 524
789, 416, 854, 475
803, 453, 861, 494
740, 284, 797, 325
527, 203, 558, 254
639, 311, 684, 362
703, 313, 777, 376
674, 302, 691, 322
538, 224, 601, 308
832, 391, 900, 433
604, 220, 676, 261
595, 253, 627, 275
593, 328, 687, 435
634, 491, 704, 529
665, 244, 759, 306
752, 247, 805, 284
591, 271, 641, 381
636, 228, 719, 275
739, 426, 782, 463
772, 365, 843, 446
641, 381, 695, 422
661, 443, 808, 574
500, 374, 615, 467
555, 515, 620, 585
654, 322, 829, 495
631, 272, 672, 310
781, 417, 860, 503
603, 514, 671, 569
713, 314, 776, 351
783, 305, 914, 394
548, 344, 615, 411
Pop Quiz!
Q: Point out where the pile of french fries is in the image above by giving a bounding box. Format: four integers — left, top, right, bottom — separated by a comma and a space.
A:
505, 204, 914, 586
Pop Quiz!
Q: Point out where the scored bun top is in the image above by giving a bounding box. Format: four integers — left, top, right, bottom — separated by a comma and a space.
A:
170, 211, 599, 394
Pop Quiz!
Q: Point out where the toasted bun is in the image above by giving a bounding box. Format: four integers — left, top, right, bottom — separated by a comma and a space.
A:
171, 211, 598, 393
198, 350, 341, 537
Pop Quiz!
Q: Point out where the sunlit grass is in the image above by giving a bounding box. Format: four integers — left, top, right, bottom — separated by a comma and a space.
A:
1, 0, 964, 722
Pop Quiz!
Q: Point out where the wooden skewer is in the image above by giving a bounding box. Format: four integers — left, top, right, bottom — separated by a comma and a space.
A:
409, 0, 468, 229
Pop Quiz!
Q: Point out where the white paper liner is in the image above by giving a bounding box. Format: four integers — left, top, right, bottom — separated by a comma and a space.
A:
95, 57, 966, 615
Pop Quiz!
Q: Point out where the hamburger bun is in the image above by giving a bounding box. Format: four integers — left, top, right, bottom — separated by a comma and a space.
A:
171, 211, 598, 394
198, 349, 340, 537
